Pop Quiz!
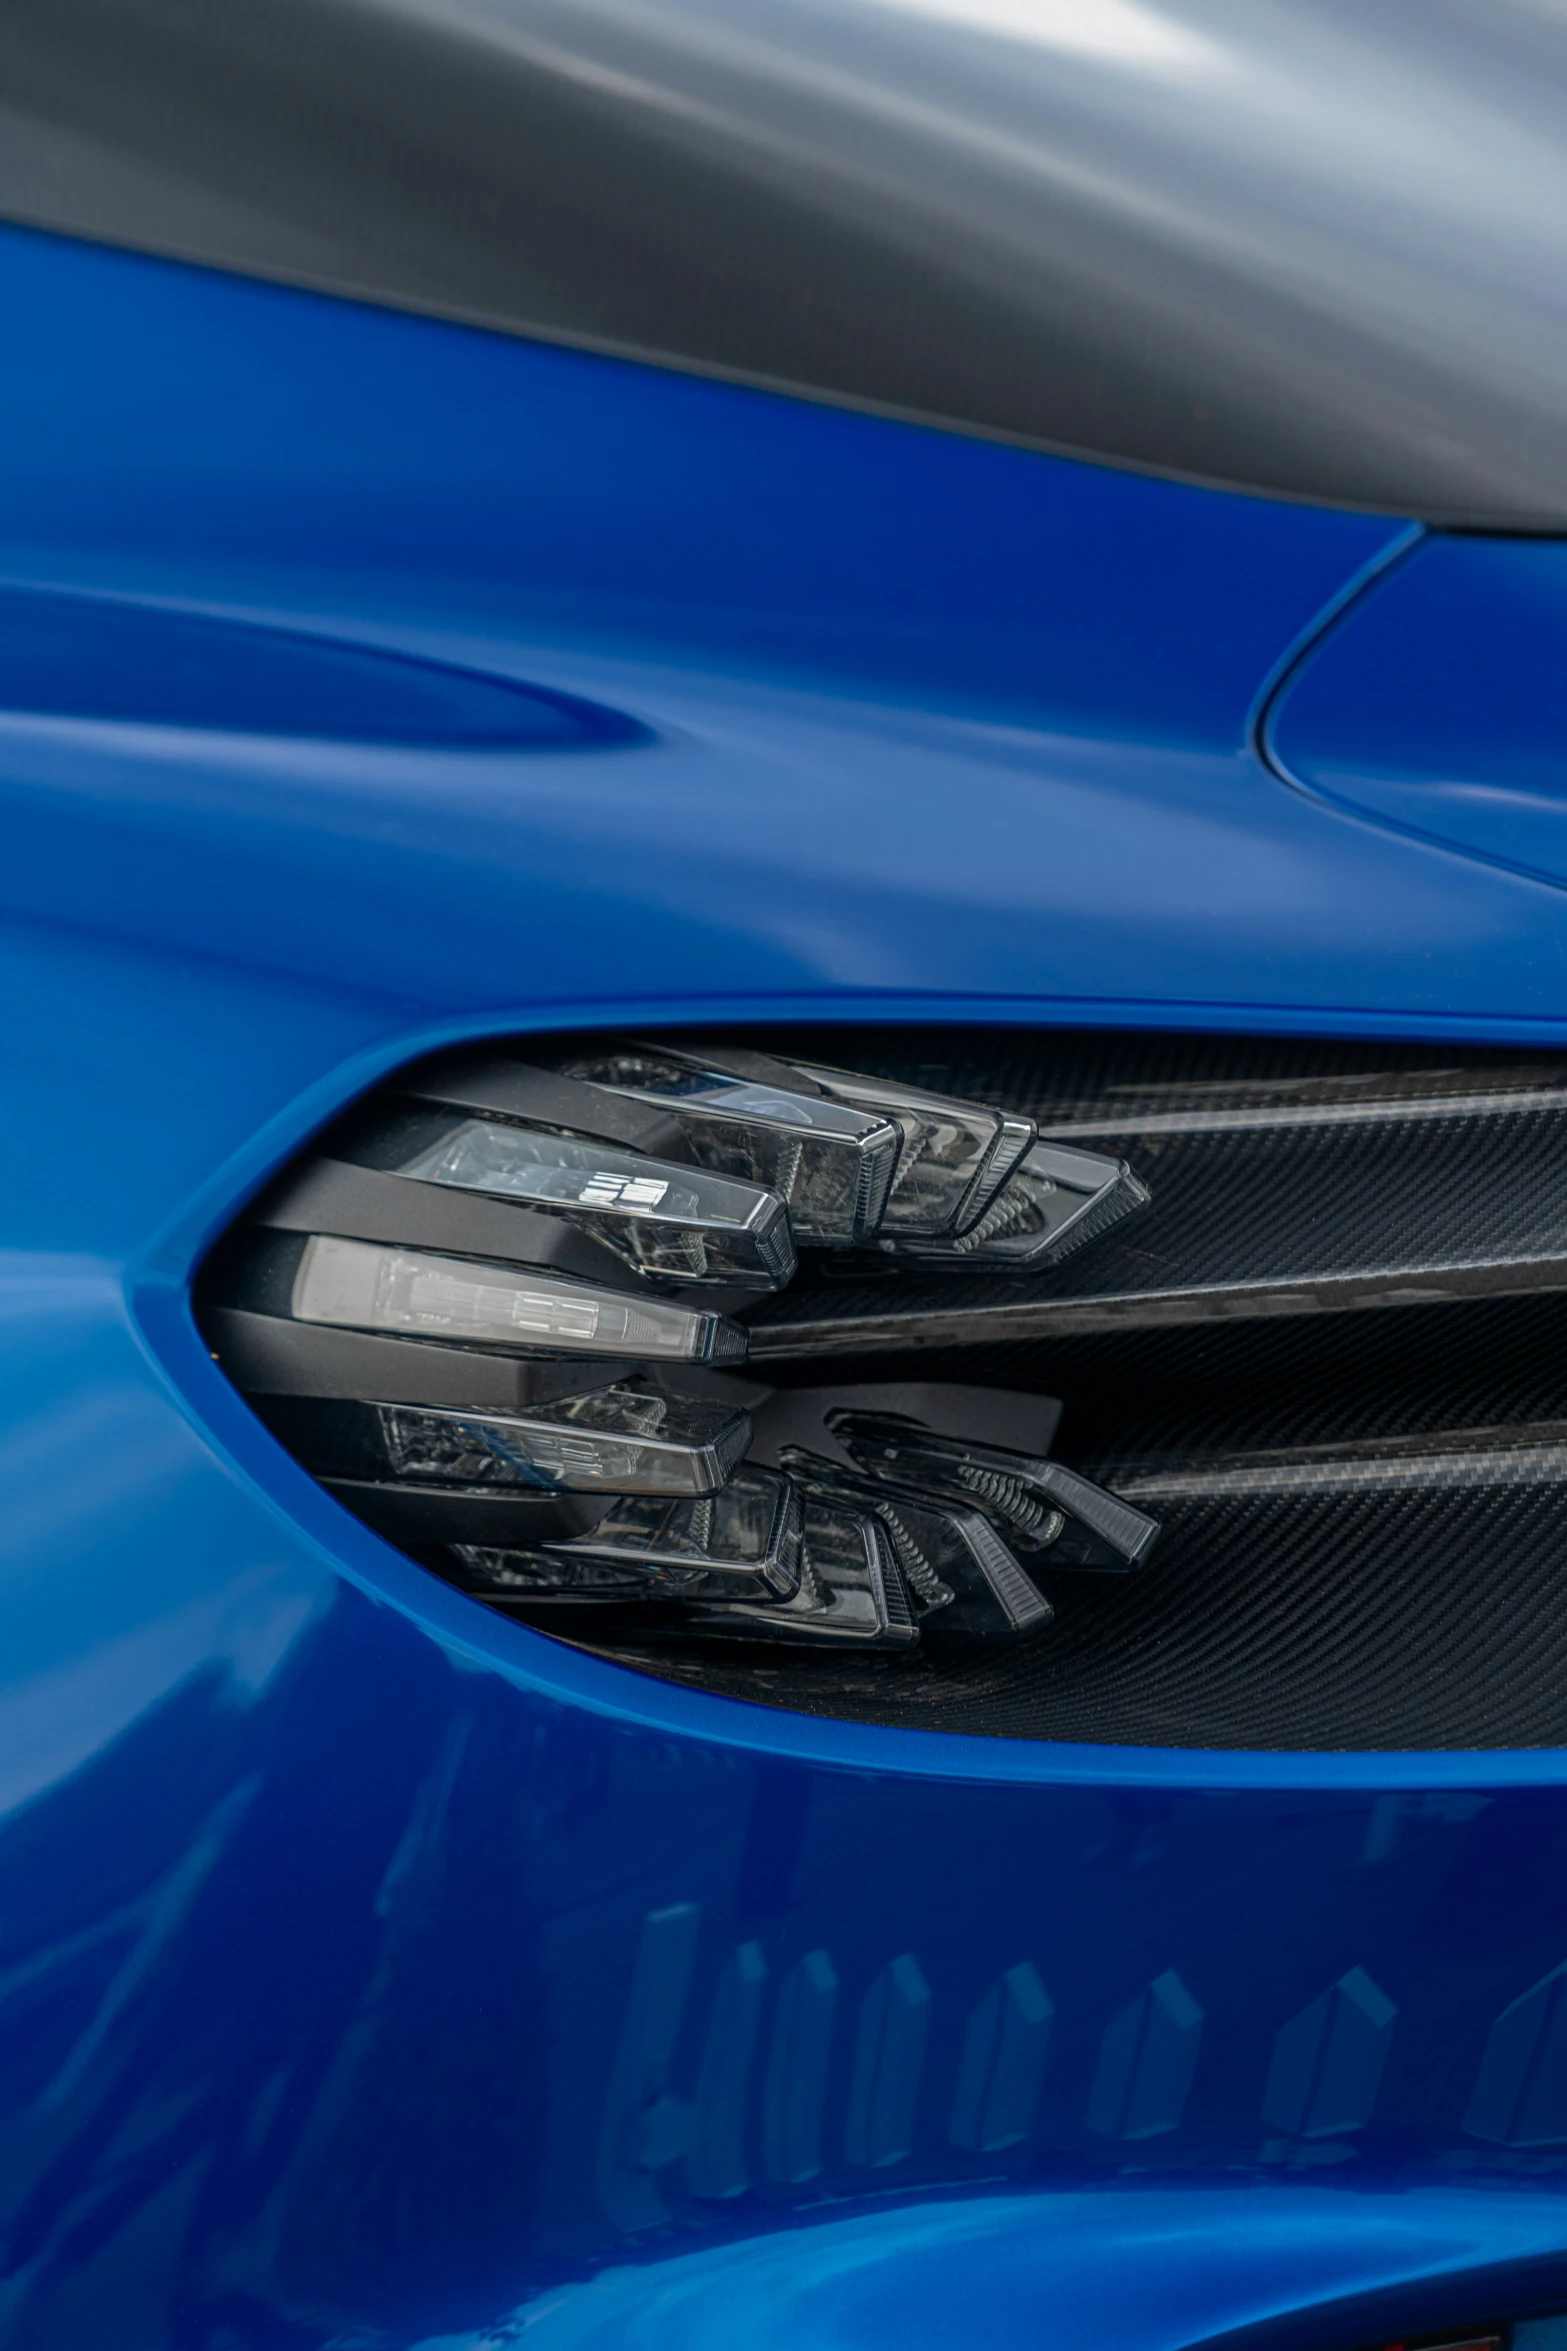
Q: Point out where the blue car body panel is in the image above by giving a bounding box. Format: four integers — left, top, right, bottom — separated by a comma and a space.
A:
7, 221, 1567, 2345
1270, 533, 1567, 895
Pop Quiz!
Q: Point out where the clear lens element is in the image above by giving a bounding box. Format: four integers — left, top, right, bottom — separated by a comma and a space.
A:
881, 1140, 1150, 1267
796, 1065, 1035, 1238
827, 1411, 1161, 1571
454, 1466, 803, 1599
452, 1547, 655, 1598
372, 1385, 751, 1494
782, 1449, 1052, 1639
556, 1048, 900, 1243
671, 1496, 919, 1645
292, 1234, 747, 1362
398, 1119, 795, 1289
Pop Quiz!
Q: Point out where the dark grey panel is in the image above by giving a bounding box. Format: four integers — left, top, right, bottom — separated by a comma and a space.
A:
11, 0, 1567, 522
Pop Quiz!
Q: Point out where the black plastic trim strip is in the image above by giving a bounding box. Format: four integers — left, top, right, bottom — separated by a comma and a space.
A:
255, 1156, 631, 1286
320, 1477, 603, 1545
401, 1058, 696, 1159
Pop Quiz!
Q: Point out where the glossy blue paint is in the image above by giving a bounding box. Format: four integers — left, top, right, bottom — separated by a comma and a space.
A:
414, 2189, 1567, 2351
0, 582, 640, 748
5, 221, 1567, 2346
7, 220, 1567, 1032
1268, 535, 1567, 893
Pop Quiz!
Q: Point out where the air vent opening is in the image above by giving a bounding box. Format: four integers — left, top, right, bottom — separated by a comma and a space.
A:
197, 1026, 1567, 1750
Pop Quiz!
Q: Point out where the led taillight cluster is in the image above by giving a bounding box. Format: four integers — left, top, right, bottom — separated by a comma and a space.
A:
202, 1036, 1155, 1648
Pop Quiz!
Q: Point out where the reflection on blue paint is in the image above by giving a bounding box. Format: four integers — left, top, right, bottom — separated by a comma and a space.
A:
1089, 1972, 1203, 2141
846, 1953, 931, 2170
951, 1963, 1053, 2154
1516, 2320, 1567, 2351
1263, 1968, 1397, 2140
690, 1942, 767, 2201
1468, 1962, 1567, 2146
1272, 536, 1567, 893
598, 1905, 702, 2230
0, 582, 646, 747
765, 1951, 839, 2186
408, 2188, 1567, 2351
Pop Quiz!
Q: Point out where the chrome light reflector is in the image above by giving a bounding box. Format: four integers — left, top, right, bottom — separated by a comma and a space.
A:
291, 1235, 747, 1362
398, 1118, 795, 1288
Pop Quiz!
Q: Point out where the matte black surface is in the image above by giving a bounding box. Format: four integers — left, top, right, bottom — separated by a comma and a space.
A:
747, 1381, 1062, 1473
11, 0, 1567, 519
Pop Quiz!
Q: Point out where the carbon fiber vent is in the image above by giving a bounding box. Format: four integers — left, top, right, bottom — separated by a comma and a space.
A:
199, 1028, 1567, 1748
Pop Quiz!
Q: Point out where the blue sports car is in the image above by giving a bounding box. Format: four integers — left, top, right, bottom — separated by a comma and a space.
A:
5, 2, 1567, 2344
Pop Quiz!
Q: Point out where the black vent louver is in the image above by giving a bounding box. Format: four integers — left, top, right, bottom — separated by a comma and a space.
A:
200, 1028, 1567, 1748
